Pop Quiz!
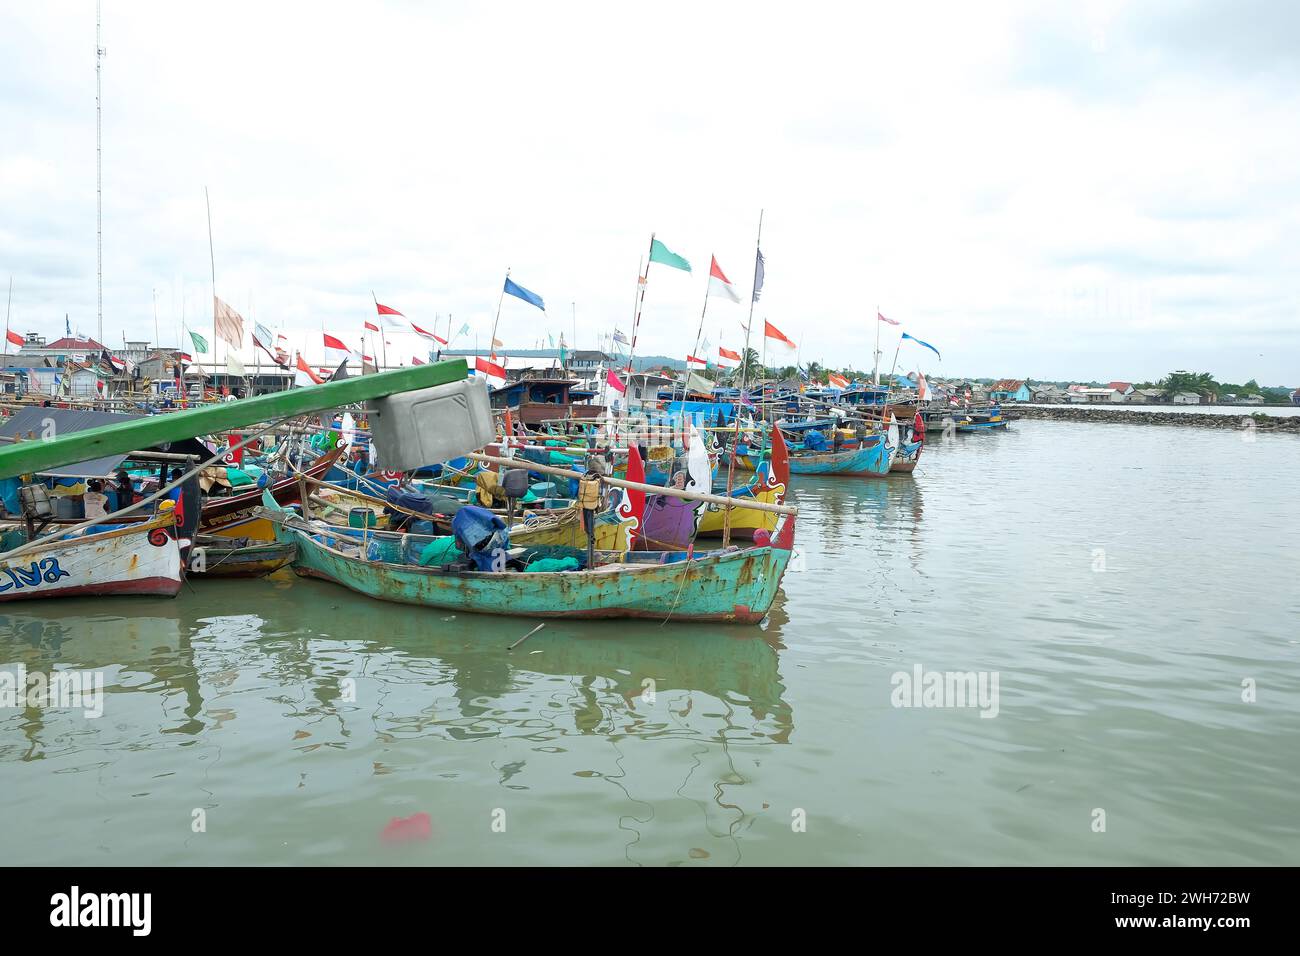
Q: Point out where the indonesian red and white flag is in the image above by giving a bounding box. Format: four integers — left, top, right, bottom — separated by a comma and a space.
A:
5, 329, 24, 348
364, 319, 380, 332
686, 354, 708, 368
877, 311, 900, 326
410, 322, 448, 345
606, 368, 626, 394
294, 352, 325, 387
109, 354, 133, 374
828, 372, 849, 389
764, 320, 797, 351
323, 333, 352, 366
474, 356, 506, 388
411, 356, 426, 365
374, 302, 406, 328
717, 346, 741, 368
916, 369, 931, 402
707, 256, 740, 303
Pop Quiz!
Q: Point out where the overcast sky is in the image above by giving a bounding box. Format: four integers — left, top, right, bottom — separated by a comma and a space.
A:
1, 0, 1296, 383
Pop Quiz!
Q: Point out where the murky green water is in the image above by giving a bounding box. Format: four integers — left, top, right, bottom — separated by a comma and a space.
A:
3, 420, 1298, 865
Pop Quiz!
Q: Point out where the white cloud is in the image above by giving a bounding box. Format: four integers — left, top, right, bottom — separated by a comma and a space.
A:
0, 0, 1296, 383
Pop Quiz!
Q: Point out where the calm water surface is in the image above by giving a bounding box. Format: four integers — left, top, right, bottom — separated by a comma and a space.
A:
2, 420, 1298, 866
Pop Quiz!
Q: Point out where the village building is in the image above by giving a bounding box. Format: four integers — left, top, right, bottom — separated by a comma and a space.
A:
1172, 391, 1202, 405
989, 379, 1032, 402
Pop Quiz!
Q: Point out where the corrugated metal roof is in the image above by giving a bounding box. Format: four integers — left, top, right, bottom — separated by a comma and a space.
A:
0, 407, 208, 478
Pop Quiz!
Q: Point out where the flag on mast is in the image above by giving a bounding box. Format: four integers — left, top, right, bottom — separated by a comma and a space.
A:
5, 330, 24, 348
901, 332, 941, 359
752, 248, 766, 301
503, 277, 546, 311
764, 320, 797, 351
877, 311, 900, 326
323, 333, 352, 366
410, 322, 448, 345
648, 239, 691, 273
214, 297, 245, 348
375, 302, 406, 327
188, 329, 210, 354
474, 356, 506, 388
717, 346, 741, 367
606, 368, 626, 393
916, 369, 931, 402
707, 256, 740, 303
294, 352, 325, 387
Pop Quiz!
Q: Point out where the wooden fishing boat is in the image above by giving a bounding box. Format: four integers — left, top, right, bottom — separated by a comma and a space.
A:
187, 535, 297, 578
955, 415, 1008, 433
263, 506, 796, 624
697, 426, 789, 538
200, 447, 342, 541
787, 434, 893, 477
0, 511, 182, 602
890, 439, 923, 473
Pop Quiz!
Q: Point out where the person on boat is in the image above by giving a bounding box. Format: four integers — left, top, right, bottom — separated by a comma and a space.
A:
114, 467, 136, 511
83, 479, 109, 520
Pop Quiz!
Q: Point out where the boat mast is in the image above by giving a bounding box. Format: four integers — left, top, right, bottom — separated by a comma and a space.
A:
95, 1, 104, 344
872, 303, 880, 386
722, 209, 763, 548
205, 186, 218, 391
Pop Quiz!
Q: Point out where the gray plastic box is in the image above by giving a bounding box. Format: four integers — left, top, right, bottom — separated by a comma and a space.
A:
366, 376, 495, 471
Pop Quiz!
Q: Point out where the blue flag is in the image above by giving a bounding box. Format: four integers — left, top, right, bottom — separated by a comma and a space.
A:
503, 277, 545, 311
752, 248, 765, 302
901, 332, 941, 360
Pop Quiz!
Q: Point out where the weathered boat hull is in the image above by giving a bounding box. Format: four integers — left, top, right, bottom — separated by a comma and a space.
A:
889, 440, 923, 473
0, 514, 182, 602
956, 418, 1008, 432
188, 540, 297, 578
200, 448, 342, 541
788, 437, 892, 477
272, 512, 795, 624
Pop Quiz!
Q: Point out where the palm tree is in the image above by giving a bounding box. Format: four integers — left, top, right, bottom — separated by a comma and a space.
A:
737, 347, 763, 384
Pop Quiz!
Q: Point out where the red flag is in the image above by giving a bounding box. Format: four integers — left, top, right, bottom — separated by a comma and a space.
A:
323, 333, 349, 351
364, 320, 380, 332
606, 368, 626, 394
376, 303, 404, 317
5, 329, 23, 348
877, 311, 900, 326
295, 353, 325, 386
474, 356, 506, 386
411, 356, 426, 365
686, 354, 708, 368
764, 320, 797, 350
411, 322, 448, 345
717, 346, 741, 367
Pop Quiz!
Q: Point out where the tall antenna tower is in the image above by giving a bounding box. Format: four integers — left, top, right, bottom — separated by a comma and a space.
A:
96, 0, 104, 343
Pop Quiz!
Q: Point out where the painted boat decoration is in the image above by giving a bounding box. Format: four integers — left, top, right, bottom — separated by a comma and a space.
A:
638, 425, 712, 550
698, 426, 789, 538
187, 536, 298, 578
200, 447, 342, 541
890, 439, 923, 473
508, 444, 647, 553
262, 505, 796, 625
787, 433, 893, 477
0, 512, 182, 602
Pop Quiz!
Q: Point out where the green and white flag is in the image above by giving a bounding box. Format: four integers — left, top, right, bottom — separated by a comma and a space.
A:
188, 329, 209, 354
649, 238, 691, 273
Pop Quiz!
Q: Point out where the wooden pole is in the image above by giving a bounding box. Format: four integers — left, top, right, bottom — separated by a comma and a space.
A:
0, 359, 469, 480
489, 269, 509, 360
469, 451, 796, 515
723, 210, 763, 546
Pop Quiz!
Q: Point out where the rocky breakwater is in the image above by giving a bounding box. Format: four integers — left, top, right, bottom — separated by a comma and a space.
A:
1009, 406, 1300, 432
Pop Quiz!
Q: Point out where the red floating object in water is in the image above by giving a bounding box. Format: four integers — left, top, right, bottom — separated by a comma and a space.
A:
381, 812, 432, 843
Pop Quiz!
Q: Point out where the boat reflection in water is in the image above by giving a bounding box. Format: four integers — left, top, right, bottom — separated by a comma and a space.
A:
0, 576, 793, 865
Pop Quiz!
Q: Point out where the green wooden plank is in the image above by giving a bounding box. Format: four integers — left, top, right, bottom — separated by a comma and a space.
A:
0, 360, 467, 480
